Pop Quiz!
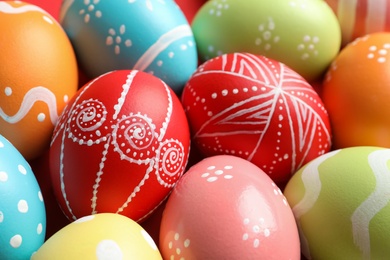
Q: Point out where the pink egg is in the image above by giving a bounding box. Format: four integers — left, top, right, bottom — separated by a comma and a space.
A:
159, 155, 300, 259
49, 70, 190, 222
326, 0, 390, 46
182, 52, 332, 185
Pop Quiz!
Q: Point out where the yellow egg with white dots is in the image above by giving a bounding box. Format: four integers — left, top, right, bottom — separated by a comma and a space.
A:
31, 213, 162, 259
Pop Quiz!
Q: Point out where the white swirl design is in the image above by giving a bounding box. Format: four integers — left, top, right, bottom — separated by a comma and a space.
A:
351, 149, 390, 259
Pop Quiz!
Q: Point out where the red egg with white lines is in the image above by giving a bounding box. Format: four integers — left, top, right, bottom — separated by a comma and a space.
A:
326, 0, 390, 46
182, 52, 332, 185
49, 70, 190, 222
159, 155, 300, 259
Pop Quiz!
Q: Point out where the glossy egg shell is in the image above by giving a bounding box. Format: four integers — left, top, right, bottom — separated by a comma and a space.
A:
31, 213, 162, 259
0, 1, 78, 160
182, 52, 332, 185
192, 0, 341, 82
159, 155, 300, 259
0, 135, 46, 260
325, 0, 390, 46
49, 70, 190, 222
60, 0, 198, 93
322, 33, 390, 148
284, 146, 390, 259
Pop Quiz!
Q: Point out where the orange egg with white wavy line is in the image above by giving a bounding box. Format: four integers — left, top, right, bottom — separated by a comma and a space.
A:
0, 1, 78, 160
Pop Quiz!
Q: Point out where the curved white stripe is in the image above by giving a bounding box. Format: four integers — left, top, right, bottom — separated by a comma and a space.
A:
366, 0, 387, 33
337, 0, 358, 45
133, 24, 193, 71
113, 70, 137, 120
0, 86, 58, 125
292, 149, 340, 258
59, 0, 75, 23
351, 149, 390, 259
0, 2, 44, 14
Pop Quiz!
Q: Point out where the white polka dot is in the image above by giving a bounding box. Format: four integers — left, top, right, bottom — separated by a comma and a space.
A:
96, 240, 123, 260
75, 215, 95, 223
201, 173, 210, 178
207, 166, 216, 170
0, 171, 8, 182
10, 235, 22, 248
264, 228, 270, 237
4, 87, 12, 96
224, 175, 233, 179
214, 170, 224, 175
174, 233, 180, 240
37, 223, 43, 235
141, 229, 158, 250
0, 141, 3, 148
184, 239, 190, 248
18, 165, 27, 175
0, 211, 3, 223
242, 233, 249, 240
37, 113, 46, 122
18, 200, 28, 213
253, 238, 260, 248
207, 176, 218, 182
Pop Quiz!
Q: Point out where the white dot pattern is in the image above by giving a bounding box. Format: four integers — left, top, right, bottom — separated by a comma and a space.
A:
201, 165, 234, 182
96, 240, 123, 260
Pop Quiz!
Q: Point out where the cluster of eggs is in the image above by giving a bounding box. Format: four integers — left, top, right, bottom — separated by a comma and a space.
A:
2, 0, 390, 259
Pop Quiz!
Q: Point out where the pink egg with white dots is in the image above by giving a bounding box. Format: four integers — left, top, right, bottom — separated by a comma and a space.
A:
159, 155, 300, 259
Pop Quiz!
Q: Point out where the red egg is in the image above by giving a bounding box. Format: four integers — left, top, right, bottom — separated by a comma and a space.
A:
182, 52, 332, 184
159, 155, 300, 259
49, 70, 190, 222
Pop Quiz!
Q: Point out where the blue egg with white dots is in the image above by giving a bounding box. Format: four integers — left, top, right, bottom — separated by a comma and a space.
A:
60, 0, 198, 93
0, 135, 46, 259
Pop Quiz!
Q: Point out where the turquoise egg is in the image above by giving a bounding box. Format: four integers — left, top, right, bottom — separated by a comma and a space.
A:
60, 0, 198, 93
0, 135, 46, 259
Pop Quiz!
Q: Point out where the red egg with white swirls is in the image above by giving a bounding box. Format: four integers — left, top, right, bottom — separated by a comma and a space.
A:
182, 52, 331, 185
49, 70, 190, 222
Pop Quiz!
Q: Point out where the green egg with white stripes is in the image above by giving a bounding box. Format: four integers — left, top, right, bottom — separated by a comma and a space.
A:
192, 0, 341, 82
284, 146, 390, 259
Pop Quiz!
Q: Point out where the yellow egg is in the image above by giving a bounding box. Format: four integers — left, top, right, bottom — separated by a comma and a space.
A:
31, 213, 162, 259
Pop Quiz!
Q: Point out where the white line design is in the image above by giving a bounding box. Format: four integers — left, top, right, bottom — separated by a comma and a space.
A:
0, 2, 44, 14
292, 149, 340, 258
351, 149, 390, 259
133, 24, 193, 71
0, 86, 59, 125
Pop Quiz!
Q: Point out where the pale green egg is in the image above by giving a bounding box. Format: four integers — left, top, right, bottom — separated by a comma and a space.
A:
284, 146, 390, 259
192, 0, 341, 82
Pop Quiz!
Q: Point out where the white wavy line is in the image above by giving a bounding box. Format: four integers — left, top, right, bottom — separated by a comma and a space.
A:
351, 149, 390, 259
0, 2, 44, 14
133, 24, 193, 71
0, 86, 58, 125
59, 0, 75, 23
292, 149, 341, 258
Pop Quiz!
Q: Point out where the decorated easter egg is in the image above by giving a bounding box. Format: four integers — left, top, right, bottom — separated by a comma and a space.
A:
0, 1, 78, 160
49, 70, 190, 222
325, 0, 390, 46
32, 213, 162, 259
0, 135, 46, 259
191, 0, 341, 82
159, 155, 300, 259
60, 0, 198, 93
322, 33, 390, 148
284, 146, 390, 259
182, 53, 332, 185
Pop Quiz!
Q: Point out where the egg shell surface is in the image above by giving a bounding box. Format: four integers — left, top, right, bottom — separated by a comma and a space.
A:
159, 155, 300, 259
191, 0, 341, 82
325, 0, 390, 46
60, 0, 198, 93
284, 146, 390, 259
0, 1, 78, 160
31, 213, 162, 259
49, 70, 190, 222
182, 52, 332, 185
0, 135, 46, 260
322, 32, 390, 148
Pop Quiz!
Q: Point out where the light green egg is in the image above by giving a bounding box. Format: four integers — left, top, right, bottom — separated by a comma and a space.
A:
284, 146, 390, 259
192, 0, 341, 82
